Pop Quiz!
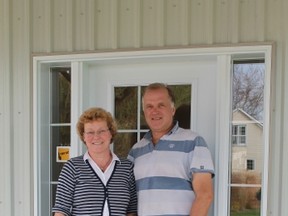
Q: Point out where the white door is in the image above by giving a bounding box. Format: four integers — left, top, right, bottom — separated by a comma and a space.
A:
81, 57, 218, 215
83, 58, 217, 152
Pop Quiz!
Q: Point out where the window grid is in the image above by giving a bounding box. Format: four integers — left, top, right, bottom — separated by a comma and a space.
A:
247, 159, 255, 170
230, 60, 265, 216
232, 125, 246, 145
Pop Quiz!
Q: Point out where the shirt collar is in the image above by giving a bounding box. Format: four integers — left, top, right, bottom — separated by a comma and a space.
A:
144, 121, 179, 140
83, 151, 120, 163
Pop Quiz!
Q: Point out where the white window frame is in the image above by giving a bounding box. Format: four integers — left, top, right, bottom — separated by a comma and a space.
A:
232, 124, 247, 145
33, 44, 272, 216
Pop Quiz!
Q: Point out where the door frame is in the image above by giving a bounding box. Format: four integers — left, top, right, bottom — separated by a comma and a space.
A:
33, 44, 273, 216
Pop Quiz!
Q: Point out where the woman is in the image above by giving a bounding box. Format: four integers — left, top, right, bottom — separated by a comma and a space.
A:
53, 107, 137, 216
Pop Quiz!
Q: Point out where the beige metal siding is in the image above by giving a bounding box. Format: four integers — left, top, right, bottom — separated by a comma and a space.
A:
0, 0, 288, 215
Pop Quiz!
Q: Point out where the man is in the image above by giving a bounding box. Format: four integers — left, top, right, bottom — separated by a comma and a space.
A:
128, 83, 214, 216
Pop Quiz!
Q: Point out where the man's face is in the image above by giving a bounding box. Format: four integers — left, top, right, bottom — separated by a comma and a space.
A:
142, 88, 175, 134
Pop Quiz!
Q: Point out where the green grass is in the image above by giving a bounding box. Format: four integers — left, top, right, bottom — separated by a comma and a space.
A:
231, 209, 260, 216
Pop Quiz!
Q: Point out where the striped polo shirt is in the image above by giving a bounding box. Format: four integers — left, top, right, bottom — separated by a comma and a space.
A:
127, 122, 214, 216
52, 155, 137, 216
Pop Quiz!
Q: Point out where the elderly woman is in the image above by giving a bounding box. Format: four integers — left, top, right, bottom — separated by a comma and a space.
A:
53, 107, 137, 216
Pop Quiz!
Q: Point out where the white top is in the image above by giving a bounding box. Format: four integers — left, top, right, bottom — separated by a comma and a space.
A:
83, 151, 120, 216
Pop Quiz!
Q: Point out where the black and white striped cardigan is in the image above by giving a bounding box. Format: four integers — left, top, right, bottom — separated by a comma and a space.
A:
52, 155, 137, 216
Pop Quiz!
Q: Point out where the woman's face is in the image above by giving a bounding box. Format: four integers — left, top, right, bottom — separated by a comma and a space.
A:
83, 120, 112, 155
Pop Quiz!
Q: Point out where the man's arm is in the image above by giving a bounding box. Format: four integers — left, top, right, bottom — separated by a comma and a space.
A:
190, 172, 214, 216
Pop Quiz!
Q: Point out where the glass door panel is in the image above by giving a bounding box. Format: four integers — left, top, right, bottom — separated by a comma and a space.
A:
50, 67, 71, 215
230, 61, 264, 216
113, 84, 191, 158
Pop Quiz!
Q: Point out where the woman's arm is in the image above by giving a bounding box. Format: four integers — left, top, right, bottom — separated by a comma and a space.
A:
52, 160, 76, 216
54, 212, 66, 216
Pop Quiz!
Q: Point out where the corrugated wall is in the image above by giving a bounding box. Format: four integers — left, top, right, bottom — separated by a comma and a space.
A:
0, 0, 288, 215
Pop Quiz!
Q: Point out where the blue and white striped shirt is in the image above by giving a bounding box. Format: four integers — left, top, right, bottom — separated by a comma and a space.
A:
128, 122, 214, 216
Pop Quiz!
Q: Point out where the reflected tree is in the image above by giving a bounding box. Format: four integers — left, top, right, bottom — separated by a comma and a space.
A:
233, 63, 264, 121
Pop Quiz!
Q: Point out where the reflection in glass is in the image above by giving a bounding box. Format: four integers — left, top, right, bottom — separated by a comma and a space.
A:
51, 184, 57, 216
114, 133, 137, 158
140, 132, 146, 140
231, 170, 262, 186
51, 126, 70, 181
230, 186, 261, 216
230, 61, 264, 215
51, 67, 71, 124
115, 87, 137, 129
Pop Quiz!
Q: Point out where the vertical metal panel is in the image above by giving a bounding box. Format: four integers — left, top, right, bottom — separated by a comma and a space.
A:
238, 0, 264, 42
229, 0, 239, 43
281, 1, 288, 215
11, 0, 32, 215
265, 0, 282, 41
164, 0, 193, 46
0, 0, 12, 214
214, 0, 230, 43
179, 0, 189, 45
133, 0, 141, 48
189, 0, 214, 44
255, 0, 265, 42
142, 0, 160, 47
118, 0, 137, 48
110, 0, 118, 49
32, 0, 51, 52
52, 0, 73, 51
165, 0, 185, 45
95, 0, 114, 49
73, 0, 95, 51
156, 0, 165, 46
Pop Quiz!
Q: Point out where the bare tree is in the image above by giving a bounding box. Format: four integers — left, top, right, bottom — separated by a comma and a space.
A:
233, 63, 265, 121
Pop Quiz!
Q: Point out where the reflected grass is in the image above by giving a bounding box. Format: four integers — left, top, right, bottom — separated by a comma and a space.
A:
231, 209, 260, 216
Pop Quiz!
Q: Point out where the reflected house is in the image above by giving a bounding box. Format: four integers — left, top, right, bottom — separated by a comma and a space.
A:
232, 108, 263, 173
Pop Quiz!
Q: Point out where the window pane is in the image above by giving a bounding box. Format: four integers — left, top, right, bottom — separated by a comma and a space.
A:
51, 184, 57, 216
171, 85, 192, 129
239, 126, 246, 135
115, 87, 137, 129
232, 136, 237, 144
51, 68, 71, 124
51, 126, 70, 181
230, 61, 264, 215
140, 87, 148, 130
230, 186, 261, 216
239, 136, 246, 144
232, 126, 237, 135
114, 84, 192, 158
247, 160, 255, 170
114, 132, 137, 158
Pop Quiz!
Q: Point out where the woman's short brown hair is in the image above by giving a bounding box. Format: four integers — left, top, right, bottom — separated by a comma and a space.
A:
76, 107, 117, 143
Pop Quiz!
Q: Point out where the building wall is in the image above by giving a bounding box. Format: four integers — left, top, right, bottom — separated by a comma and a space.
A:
232, 110, 263, 172
0, 0, 288, 215
246, 121, 263, 172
